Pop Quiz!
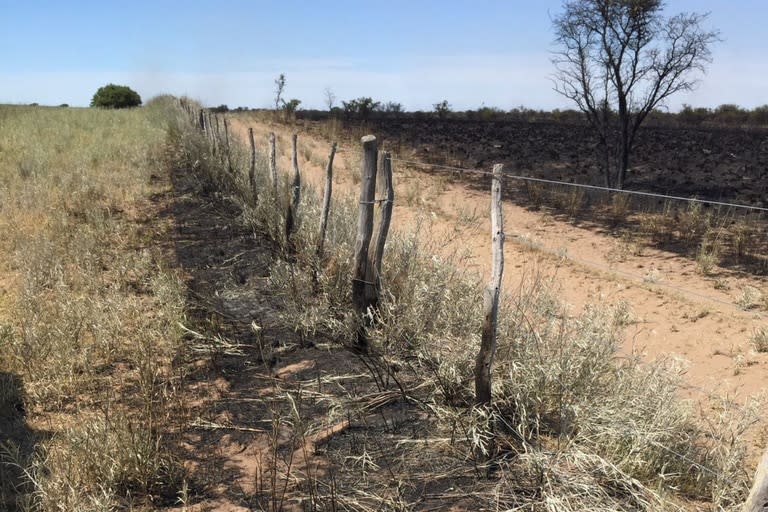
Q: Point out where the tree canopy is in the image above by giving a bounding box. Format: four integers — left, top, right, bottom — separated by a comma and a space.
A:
90, 84, 142, 109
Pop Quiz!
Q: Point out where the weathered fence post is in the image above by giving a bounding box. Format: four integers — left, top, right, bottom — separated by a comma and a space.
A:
373, 151, 394, 291
268, 132, 278, 191
248, 127, 257, 196
285, 134, 301, 252
223, 117, 233, 172
207, 112, 216, 151
317, 142, 338, 257
744, 446, 768, 512
198, 109, 205, 132
352, 135, 378, 349
475, 164, 505, 406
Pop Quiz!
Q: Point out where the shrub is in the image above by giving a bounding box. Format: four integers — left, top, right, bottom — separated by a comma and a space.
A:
342, 97, 380, 120
90, 84, 142, 109
433, 100, 451, 118
282, 98, 301, 115
751, 327, 768, 352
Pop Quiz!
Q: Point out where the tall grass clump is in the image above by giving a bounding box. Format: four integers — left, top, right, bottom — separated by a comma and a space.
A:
165, 102, 755, 510
0, 100, 186, 510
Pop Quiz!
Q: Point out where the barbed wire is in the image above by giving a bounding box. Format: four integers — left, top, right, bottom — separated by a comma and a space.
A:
390, 157, 768, 213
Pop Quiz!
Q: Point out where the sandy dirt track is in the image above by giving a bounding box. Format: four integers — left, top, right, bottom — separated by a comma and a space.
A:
231, 115, 768, 396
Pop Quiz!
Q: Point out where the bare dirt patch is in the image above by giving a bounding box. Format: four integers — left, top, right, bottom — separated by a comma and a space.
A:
158, 161, 502, 510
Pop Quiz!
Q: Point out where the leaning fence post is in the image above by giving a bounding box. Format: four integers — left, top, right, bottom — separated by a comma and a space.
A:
248, 127, 257, 196
475, 164, 505, 406
285, 134, 301, 250
317, 142, 338, 257
352, 135, 378, 349
373, 151, 394, 291
744, 446, 768, 512
268, 132, 278, 191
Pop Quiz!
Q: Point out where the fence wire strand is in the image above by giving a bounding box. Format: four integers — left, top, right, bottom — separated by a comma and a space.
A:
390, 157, 768, 213
392, 156, 766, 316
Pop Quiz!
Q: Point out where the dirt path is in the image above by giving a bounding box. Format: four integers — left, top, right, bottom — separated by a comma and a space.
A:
160, 160, 489, 511
230, 115, 768, 426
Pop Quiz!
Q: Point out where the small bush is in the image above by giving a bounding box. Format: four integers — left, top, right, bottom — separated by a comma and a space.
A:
751, 327, 768, 352
90, 84, 142, 109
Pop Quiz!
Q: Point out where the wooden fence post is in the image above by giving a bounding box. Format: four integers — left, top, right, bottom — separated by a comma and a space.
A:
317, 142, 337, 257
744, 446, 768, 512
268, 132, 278, 191
248, 127, 257, 196
352, 135, 378, 349
285, 134, 301, 249
223, 117, 233, 173
373, 151, 394, 291
207, 112, 216, 151
475, 164, 505, 406
198, 109, 205, 132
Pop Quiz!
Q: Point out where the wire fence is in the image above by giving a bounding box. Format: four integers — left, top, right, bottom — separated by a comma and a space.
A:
184, 105, 763, 490
390, 157, 768, 213
390, 156, 768, 315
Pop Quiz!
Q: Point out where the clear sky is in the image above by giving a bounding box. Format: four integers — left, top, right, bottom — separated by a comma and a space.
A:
1, 1, 766, 111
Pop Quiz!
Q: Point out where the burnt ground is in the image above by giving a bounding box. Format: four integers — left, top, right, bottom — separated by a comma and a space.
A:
298, 117, 768, 206
285, 116, 768, 277
155, 165, 501, 511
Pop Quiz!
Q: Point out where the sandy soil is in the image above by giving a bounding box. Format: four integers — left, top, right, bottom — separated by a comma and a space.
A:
230, 115, 768, 421
154, 114, 768, 510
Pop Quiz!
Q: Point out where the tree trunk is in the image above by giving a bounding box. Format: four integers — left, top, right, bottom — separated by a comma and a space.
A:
617, 131, 630, 190
601, 140, 612, 188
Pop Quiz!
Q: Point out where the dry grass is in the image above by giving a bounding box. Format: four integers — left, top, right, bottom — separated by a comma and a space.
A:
179, 106, 755, 510
750, 327, 768, 353
0, 100, 187, 510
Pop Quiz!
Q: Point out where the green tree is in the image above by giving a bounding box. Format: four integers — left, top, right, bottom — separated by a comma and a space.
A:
90, 84, 142, 109
342, 97, 380, 120
282, 98, 302, 115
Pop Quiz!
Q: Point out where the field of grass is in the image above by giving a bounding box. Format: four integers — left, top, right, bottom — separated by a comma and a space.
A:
0, 100, 760, 511
0, 102, 186, 510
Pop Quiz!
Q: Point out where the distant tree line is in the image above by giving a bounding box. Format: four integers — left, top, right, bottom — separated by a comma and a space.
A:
286, 102, 768, 128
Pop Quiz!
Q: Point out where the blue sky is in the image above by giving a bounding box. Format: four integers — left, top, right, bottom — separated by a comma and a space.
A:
2, 1, 766, 110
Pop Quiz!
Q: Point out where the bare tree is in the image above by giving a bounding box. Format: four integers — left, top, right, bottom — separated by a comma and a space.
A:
323, 87, 336, 111
552, 0, 719, 189
274, 73, 286, 110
